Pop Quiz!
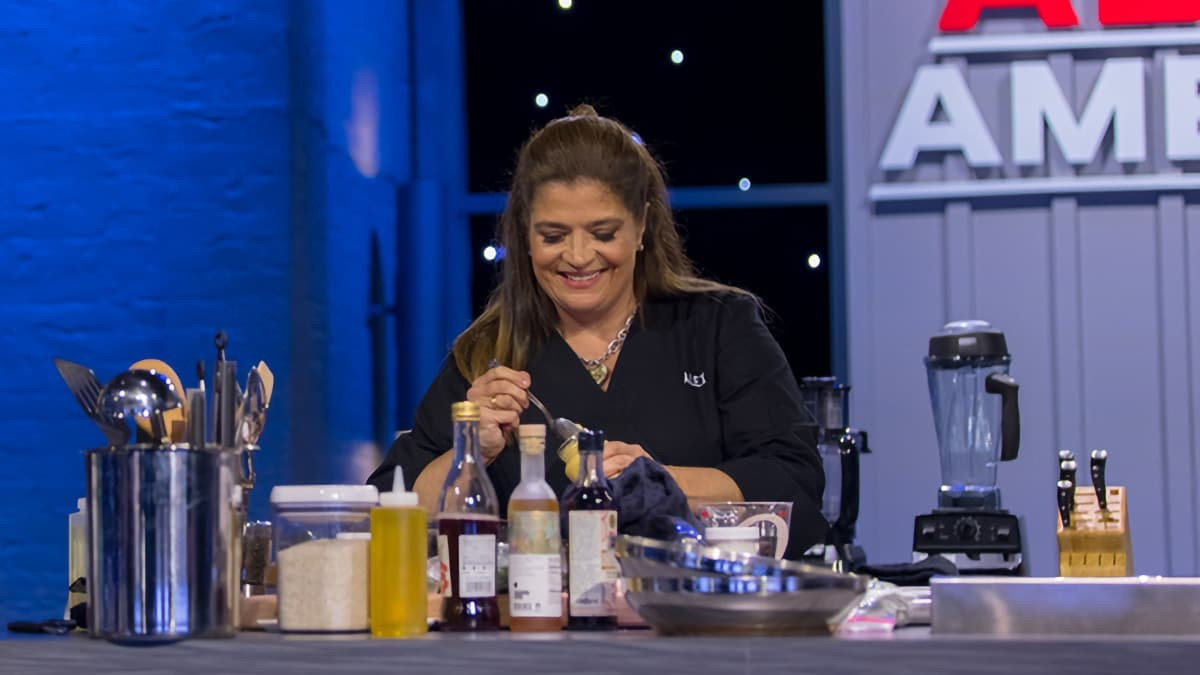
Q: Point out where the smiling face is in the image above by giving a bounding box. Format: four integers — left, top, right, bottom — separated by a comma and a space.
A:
528, 179, 644, 327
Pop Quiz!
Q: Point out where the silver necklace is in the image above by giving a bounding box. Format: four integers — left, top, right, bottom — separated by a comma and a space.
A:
578, 308, 636, 384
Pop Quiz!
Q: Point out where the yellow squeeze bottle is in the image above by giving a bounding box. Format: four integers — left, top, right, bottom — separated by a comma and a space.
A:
369, 467, 427, 637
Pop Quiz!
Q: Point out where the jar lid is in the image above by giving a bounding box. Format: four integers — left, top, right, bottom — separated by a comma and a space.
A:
270, 484, 379, 508
705, 526, 760, 541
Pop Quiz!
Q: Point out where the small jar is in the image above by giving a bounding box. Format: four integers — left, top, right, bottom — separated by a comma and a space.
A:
271, 485, 378, 632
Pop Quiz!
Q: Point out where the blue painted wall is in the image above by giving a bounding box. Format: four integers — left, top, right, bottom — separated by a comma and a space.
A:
0, 0, 469, 625
0, 0, 291, 623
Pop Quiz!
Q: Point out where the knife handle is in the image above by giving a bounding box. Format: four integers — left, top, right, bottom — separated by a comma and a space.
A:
1057, 479, 1073, 528
1058, 459, 1077, 489
1059, 460, 1077, 511
1091, 449, 1109, 510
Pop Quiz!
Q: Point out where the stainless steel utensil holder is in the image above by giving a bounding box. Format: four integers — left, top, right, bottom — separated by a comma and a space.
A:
85, 444, 245, 643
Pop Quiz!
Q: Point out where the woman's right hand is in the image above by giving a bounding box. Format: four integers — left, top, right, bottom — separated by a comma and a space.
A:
466, 365, 531, 462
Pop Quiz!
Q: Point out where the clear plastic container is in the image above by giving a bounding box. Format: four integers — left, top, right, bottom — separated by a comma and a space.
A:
695, 501, 793, 559
270, 484, 378, 632
703, 526, 762, 556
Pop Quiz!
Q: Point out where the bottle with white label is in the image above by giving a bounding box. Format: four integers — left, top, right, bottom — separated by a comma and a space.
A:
437, 401, 501, 631
562, 428, 618, 630
507, 424, 563, 631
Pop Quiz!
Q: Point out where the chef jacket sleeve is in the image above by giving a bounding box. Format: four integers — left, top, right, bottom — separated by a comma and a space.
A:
367, 357, 468, 492
711, 293, 828, 549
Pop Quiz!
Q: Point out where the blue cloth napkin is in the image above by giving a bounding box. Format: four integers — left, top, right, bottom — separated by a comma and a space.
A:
609, 457, 703, 540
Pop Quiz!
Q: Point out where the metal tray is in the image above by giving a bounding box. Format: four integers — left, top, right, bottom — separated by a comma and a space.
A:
615, 536, 870, 635
616, 535, 865, 588
932, 576, 1200, 635
622, 575, 866, 636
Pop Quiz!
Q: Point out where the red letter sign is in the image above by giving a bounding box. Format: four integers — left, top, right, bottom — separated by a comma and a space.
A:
939, 0, 1081, 31
1099, 0, 1200, 26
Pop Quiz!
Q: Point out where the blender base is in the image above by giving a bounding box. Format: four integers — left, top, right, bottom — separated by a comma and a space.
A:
913, 509, 1024, 576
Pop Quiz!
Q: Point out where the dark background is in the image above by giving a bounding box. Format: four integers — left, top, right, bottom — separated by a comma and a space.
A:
462, 0, 833, 379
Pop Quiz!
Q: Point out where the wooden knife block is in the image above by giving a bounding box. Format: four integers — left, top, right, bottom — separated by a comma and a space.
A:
1056, 486, 1132, 577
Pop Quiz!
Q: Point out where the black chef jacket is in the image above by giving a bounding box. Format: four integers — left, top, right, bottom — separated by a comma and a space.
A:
368, 291, 828, 555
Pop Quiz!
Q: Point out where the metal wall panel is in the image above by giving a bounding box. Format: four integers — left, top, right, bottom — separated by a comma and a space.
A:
840, 0, 1198, 575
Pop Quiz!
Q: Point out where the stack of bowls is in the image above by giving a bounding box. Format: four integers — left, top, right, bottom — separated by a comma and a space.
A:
615, 535, 869, 636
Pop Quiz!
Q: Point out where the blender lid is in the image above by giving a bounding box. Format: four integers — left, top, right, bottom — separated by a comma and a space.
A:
928, 320, 1009, 361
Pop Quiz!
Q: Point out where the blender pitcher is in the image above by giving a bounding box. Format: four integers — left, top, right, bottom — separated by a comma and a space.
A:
799, 377, 869, 567
926, 320, 1020, 510
799, 377, 869, 531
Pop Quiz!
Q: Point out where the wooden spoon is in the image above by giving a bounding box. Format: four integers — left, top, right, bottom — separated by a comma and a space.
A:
129, 359, 188, 443
255, 361, 275, 407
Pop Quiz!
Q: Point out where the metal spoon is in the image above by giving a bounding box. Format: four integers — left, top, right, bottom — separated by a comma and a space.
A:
487, 359, 581, 440
97, 369, 184, 446
528, 390, 583, 441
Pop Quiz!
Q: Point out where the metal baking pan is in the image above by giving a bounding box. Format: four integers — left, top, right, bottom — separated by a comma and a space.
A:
932, 576, 1200, 635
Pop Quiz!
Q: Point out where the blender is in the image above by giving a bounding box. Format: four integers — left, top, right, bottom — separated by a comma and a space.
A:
799, 377, 870, 568
912, 320, 1024, 574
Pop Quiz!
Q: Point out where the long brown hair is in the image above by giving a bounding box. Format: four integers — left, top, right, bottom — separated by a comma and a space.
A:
452, 104, 747, 381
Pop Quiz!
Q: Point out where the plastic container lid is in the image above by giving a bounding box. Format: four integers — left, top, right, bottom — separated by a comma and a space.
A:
270, 484, 379, 508
705, 526, 760, 541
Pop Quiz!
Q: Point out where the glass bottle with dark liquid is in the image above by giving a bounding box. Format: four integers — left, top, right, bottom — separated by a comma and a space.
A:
562, 428, 619, 630
437, 401, 501, 631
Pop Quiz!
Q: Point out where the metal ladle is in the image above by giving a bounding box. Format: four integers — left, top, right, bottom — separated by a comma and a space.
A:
98, 369, 184, 446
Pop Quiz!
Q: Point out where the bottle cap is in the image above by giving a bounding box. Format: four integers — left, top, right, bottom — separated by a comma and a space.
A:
519, 424, 546, 455
379, 466, 419, 507
76, 497, 87, 512
451, 401, 480, 421
519, 423, 546, 438
578, 428, 605, 452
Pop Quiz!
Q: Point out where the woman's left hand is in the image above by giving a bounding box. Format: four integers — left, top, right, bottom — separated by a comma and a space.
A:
602, 441, 653, 478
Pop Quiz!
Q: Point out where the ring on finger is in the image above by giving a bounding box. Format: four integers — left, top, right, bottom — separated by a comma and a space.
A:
489, 395, 497, 408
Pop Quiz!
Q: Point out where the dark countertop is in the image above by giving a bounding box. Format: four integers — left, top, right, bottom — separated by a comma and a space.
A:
5, 629, 1200, 674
